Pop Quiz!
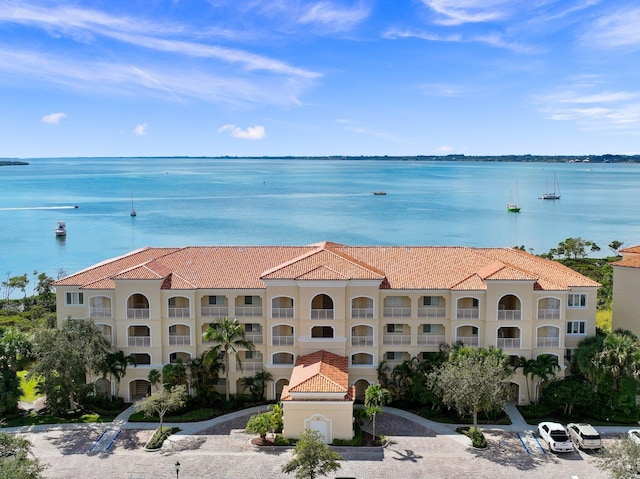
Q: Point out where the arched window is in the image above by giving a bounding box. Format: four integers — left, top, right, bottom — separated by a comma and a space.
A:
311, 294, 334, 319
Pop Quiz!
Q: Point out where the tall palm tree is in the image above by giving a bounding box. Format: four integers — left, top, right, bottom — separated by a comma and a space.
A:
241, 370, 274, 401
203, 317, 255, 401
364, 384, 391, 439
531, 354, 560, 400
147, 369, 162, 393
515, 356, 536, 404
598, 329, 640, 392
102, 350, 137, 399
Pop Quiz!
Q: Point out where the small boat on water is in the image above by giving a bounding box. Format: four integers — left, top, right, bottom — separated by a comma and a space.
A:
55, 221, 67, 236
507, 182, 521, 213
130, 193, 137, 217
540, 172, 561, 200
373, 191, 387, 195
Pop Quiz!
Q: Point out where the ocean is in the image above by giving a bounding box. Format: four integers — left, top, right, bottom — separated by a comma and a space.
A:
2, 157, 639, 283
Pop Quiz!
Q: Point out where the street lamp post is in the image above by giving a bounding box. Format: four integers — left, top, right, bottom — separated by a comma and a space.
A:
175, 461, 180, 479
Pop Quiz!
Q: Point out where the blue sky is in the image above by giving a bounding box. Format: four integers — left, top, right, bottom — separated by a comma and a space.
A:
1, 0, 639, 158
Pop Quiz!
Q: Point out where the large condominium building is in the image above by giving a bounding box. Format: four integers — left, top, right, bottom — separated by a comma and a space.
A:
53, 241, 600, 405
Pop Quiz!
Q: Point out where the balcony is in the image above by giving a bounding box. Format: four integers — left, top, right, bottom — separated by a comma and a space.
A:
498, 310, 521, 321
169, 335, 191, 346
455, 336, 479, 347
127, 308, 149, 319
272, 308, 294, 318
128, 336, 150, 347
235, 306, 262, 317
90, 306, 112, 318
168, 307, 191, 319
537, 337, 560, 348
272, 335, 294, 346
236, 361, 264, 373
201, 306, 228, 318
351, 335, 374, 347
311, 309, 334, 320
417, 334, 445, 346
246, 333, 263, 345
351, 308, 374, 319
383, 307, 411, 318
418, 307, 446, 319
538, 309, 560, 320
456, 308, 479, 320
497, 337, 521, 349
383, 334, 410, 346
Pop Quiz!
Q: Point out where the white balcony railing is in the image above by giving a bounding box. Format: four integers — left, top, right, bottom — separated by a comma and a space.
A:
272, 335, 294, 346
237, 361, 264, 373
456, 336, 479, 346
383, 307, 411, 318
417, 334, 445, 346
417, 307, 446, 319
497, 310, 521, 320
128, 336, 150, 347
201, 306, 228, 317
245, 333, 263, 345
168, 307, 190, 318
537, 337, 560, 348
537, 309, 560, 320
497, 337, 521, 349
456, 308, 479, 320
383, 334, 411, 346
235, 306, 262, 317
169, 335, 191, 346
311, 310, 334, 320
272, 308, 294, 318
127, 308, 149, 319
351, 335, 374, 346
351, 308, 374, 319
90, 306, 112, 318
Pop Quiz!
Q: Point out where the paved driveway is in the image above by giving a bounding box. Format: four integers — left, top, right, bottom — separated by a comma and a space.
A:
13, 408, 614, 479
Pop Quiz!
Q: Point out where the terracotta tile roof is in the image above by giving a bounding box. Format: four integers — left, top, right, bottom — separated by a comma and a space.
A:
281, 350, 352, 401
53, 242, 600, 291
612, 256, 640, 269
620, 245, 640, 254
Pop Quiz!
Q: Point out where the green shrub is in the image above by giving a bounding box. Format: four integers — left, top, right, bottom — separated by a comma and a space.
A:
145, 426, 179, 450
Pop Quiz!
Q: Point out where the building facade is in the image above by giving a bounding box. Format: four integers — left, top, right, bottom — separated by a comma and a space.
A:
612, 245, 640, 333
53, 241, 600, 405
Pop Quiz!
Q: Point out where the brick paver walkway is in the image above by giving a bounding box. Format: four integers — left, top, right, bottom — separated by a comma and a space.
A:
8, 407, 619, 479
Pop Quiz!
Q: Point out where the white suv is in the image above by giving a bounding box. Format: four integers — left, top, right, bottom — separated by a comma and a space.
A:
567, 423, 602, 450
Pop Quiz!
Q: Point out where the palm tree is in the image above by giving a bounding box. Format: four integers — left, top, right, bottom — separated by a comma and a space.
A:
531, 354, 560, 400
102, 350, 137, 399
241, 370, 274, 401
203, 317, 255, 401
515, 356, 536, 403
364, 384, 391, 440
147, 369, 162, 393
598, 329, 640, 392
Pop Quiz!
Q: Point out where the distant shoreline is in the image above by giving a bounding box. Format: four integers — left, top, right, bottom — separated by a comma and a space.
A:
1, 155, 639, 163
0, 160, 29, 166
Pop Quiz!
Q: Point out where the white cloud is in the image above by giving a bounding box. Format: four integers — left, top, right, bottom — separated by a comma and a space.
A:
439, 145, 454, 152
218, 124, 266, 140
299, 1, 370, 32
422, 0, 514, 26
585, 7, 640, 49
134, 123, 148, 136
383, 29, 534, 53
41, 112, 66, 124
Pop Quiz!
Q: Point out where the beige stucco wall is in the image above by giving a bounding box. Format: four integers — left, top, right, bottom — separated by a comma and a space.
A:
282, 401, 354, 442
612, 266, 640, 334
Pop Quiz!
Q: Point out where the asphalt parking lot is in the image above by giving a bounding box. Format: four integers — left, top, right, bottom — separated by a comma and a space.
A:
8, 406, 621, 479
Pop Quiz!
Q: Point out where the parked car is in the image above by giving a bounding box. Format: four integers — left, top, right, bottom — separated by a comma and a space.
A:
567, 423, 602, 450
537, 422, 574, 453
628, 429, 640, 446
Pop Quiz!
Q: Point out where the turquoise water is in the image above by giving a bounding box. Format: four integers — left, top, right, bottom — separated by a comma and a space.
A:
2, 157, 639, 281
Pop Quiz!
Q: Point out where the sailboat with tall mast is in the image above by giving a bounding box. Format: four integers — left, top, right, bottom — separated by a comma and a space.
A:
540, 172, 561, 200
507, 181, 521, 213
130, 193, 137, 217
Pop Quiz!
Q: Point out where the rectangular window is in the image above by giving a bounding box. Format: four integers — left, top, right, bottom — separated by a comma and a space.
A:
386, 352, 401, 360
245, 351, 256, 360
568, 293, 587, 308
422, 324, 439, 333
566, 321, 587, 335
244, 323, 261, 333
169, 297, 176, 307
65, 292, 84, 305
386, 324, 403, 333
208, 296, 218, 305
423, 296, 439, 306
244, 296, 254, 305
